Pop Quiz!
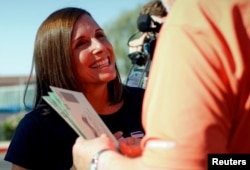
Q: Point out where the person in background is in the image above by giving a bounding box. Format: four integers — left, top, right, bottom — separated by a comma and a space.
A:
72, 0, 250, 169
128, 0, 167, 53
4, 7, 144, 170
126, 0, 167, 89
140, 0, 167, 26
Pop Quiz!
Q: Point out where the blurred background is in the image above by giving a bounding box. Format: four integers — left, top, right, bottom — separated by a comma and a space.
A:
0, 0, 150, 168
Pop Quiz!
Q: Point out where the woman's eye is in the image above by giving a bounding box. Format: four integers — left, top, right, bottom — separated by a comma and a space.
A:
75, 40, 89, 48
96, 33, 106, 39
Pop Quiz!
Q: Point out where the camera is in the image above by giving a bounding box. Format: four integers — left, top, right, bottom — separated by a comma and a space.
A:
125, 14, 161, 88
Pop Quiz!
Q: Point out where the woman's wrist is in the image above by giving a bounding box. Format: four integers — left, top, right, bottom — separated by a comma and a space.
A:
89, 148, 114, 170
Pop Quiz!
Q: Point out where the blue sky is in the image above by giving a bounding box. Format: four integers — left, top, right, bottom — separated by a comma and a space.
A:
0, 0, 147, 76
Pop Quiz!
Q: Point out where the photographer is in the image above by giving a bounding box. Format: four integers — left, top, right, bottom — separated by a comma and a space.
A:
125, 0, 167, 88
129, 0, 167, 53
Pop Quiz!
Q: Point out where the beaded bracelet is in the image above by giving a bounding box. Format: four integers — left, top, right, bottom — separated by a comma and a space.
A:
89, 149, 111, 170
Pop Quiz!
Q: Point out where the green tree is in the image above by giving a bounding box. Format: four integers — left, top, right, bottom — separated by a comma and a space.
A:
103, 4, 145, 80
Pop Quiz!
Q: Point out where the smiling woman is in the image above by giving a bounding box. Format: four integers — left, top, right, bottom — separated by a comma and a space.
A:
4, 7, 145, 170
71, 15, 117, 90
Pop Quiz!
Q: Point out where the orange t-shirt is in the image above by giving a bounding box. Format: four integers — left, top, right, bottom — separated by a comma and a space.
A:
141, 0, 250, 169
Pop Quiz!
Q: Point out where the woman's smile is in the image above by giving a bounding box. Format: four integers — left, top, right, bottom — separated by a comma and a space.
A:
90, 57, 110, 69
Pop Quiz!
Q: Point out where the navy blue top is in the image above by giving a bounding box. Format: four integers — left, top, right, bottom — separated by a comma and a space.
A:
4, 86, 144, 170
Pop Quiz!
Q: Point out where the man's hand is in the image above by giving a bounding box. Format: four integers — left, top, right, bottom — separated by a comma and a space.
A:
72, 134, 116, 170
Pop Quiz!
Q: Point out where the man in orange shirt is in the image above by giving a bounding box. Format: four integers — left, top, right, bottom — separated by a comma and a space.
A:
72, 0, 250, 169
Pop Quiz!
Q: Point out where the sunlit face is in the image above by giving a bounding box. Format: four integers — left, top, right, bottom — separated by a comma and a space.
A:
71, 14, 116, 87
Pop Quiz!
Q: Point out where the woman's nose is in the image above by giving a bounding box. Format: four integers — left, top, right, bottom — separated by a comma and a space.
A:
91, 38, 105, 53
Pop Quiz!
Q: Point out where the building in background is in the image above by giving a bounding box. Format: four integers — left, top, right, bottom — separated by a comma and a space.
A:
0, 76, 35, 113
